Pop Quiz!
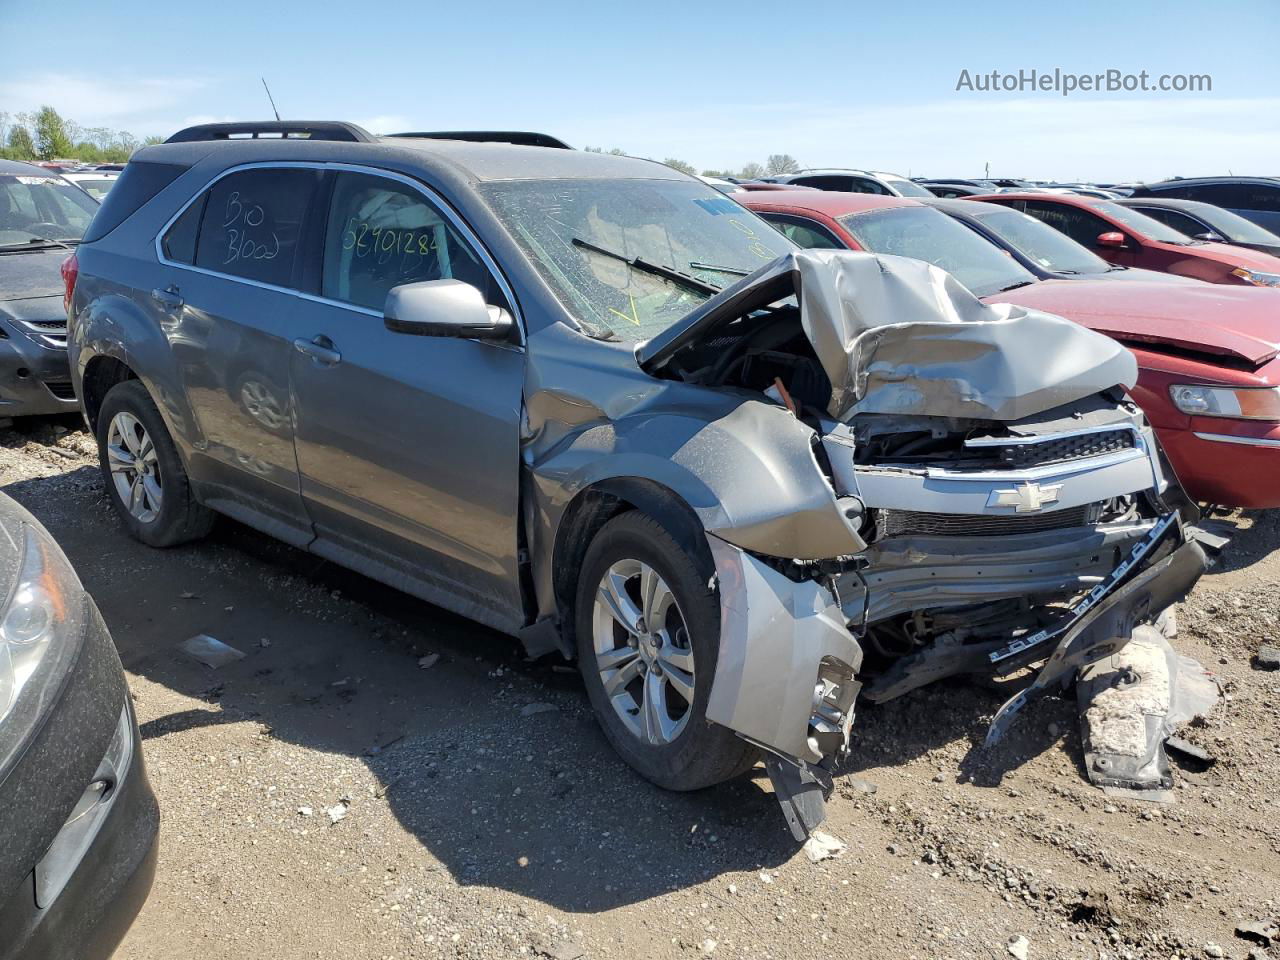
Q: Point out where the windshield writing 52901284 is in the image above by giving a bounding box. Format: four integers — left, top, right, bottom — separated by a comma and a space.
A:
222, 191, 280, 264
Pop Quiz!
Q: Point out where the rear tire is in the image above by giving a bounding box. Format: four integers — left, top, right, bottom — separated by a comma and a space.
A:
96, 380, 214, 547
575, 511, 758, 791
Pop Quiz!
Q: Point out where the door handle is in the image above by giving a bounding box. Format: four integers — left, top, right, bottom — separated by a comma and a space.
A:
150, 285, 183, 310
292, 335, 341, 366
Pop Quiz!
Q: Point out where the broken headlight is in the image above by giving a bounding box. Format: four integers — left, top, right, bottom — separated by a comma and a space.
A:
0, 522, 87, 775
1169, 383, 1280, 420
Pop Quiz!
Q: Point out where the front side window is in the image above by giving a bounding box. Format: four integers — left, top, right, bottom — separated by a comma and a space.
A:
1090, 200, 1192, 243
1019, 201, 1119, 247
321, 172, 498, 312
1132, 206, 1210, 237
847, 177, 889, 195
480, 178, 789, 342
972, 208, 1113, 275
0, 173, 98, 247
760, 214, 843, 250
839, 205, 1036, 297
193, 167, 323, 287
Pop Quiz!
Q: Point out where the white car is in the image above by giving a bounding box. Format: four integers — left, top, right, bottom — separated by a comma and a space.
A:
60, 171, 119, 200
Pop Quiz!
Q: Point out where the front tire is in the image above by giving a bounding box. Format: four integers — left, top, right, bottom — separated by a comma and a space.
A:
96, 380, 215, 547
575, 511, 758, 791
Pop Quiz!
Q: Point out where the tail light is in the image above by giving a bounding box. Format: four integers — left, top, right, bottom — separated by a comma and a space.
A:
60, 253, 79, 315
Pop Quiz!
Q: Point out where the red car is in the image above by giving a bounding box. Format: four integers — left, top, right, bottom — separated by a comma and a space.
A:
739, 190, 1280, 507
968, 192, 1280, 288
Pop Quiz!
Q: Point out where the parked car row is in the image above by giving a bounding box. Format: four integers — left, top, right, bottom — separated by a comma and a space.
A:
0, 121, 1271, 957
739, 188, 1280, 508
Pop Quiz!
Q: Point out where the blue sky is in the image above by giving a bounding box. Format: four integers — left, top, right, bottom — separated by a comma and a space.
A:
2, 0, 1276, 181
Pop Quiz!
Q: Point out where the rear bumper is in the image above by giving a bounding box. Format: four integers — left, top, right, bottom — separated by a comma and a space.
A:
0, 332, 78, 417
1157, 422, 1280, 508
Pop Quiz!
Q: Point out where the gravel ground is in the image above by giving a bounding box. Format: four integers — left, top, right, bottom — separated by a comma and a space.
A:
2, 416, 1278, 960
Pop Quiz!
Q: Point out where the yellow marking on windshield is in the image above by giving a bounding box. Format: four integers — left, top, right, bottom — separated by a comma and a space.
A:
608, 294, 642, 326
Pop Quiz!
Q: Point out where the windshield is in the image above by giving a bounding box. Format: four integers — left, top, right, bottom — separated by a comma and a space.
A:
481, 178, 789, 341
974, 208, 1113, 275
882, 177, 935, 199
1092, 200, 1193, 244
0, 173, 99, 246
839, 205, 1037, 297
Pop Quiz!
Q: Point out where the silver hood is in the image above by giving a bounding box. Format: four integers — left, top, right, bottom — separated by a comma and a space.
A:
638, 249, 1139, 422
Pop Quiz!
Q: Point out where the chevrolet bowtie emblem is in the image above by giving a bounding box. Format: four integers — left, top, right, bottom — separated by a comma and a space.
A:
987, 481, 1063, 513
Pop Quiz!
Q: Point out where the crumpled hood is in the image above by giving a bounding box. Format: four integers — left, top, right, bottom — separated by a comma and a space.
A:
639, 249, 1138, 422
0, 248, 69, 302
987, 279, 1280, 367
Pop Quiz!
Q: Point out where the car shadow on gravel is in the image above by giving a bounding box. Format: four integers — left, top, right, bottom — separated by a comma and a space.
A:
2, 463, 798, 913
1202, 509, 1279, 574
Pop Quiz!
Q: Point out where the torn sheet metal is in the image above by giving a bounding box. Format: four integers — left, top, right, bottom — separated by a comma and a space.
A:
639, 250, 1138, 422
985, 529, 1206, 746
1077, 627, 1220, 800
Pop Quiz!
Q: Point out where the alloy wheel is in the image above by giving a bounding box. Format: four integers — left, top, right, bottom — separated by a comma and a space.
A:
591, 558, 696, 745
106, 412, 162, 523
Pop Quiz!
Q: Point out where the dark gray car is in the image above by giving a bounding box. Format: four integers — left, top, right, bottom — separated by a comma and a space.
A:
0, 492, 158, 960
66, 122, 1206, 836
0, 159, 99, 417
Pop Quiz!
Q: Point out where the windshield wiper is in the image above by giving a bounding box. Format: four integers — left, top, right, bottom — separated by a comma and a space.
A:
996, 279, 1036, 292
571, 238, 722, 296
689, 260, 750, 277
0, 237, 77, 252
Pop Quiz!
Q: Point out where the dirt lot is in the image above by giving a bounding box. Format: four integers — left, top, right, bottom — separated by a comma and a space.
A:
3, 416, 1278, 960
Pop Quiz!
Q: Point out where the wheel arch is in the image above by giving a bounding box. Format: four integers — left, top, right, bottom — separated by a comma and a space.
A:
81, 354, 139, 432
548, 477, 710, 661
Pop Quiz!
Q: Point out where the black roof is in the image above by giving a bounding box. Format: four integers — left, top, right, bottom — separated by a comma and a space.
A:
0, 158, 61, 176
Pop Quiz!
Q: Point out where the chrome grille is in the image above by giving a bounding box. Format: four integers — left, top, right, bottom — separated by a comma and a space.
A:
878, 503, 1096, 538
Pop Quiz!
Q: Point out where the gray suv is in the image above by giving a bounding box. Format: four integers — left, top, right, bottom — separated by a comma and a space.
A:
66, 122, 1206, 837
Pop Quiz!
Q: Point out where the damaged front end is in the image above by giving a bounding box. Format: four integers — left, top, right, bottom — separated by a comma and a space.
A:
639, 251, 1208, 838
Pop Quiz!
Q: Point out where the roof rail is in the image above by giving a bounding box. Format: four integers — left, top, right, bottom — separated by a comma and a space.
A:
386, 131, 572, 149
165, 121, 376, 144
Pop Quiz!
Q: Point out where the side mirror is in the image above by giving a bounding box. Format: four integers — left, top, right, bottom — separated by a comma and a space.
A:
1096, 231, 1128, 250
1194, 231, 1225, 243
383, 279, 513, 340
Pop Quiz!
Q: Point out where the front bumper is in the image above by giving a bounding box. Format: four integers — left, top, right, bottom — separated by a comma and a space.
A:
0, 606, 158, 960
1156, 421, 1280, 508
0, 330, 77, 418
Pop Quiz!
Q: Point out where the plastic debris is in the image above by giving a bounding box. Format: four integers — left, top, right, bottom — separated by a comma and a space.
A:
179, 634, 246, 669
520, 702, 559, 717
801, 830, 847, 863
327, 799, 350, 825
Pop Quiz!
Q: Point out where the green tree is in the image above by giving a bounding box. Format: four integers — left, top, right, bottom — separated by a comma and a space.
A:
662, 157, 697, 177
6, 125, 36, 160
738, 162, 765, 180
34, 106, 74, 160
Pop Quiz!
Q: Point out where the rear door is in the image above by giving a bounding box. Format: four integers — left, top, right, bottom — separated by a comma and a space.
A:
155, 165, 325, 545
287, 169, 526, 629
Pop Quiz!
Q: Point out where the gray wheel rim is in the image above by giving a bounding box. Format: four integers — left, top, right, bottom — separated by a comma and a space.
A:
106, 412, 162, 523
591, 558, 696, 745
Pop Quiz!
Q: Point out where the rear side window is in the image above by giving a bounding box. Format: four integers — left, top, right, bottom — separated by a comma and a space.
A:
791, 175, 852, 192
81, 160, 188, 243
760, 214, 843, 250
321, 171, 500, 312
194, 168, 323, 287
1133, 206, 1207, 236
162, 194, 205, 264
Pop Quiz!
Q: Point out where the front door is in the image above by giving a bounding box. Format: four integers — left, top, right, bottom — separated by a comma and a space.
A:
288, 170, 526, 629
